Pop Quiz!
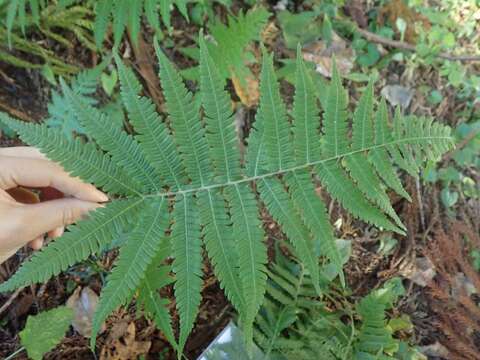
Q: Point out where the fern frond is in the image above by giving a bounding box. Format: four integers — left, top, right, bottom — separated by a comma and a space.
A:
368, 99, 411, 201
61, 80, 160, 193
260, 49, 294, 172
111, 0, 128, 47
158, 0, 173, 32
0, 199, 144, 292
198, 189, 244, 313
171, 193, 203, 354
46, 60, 108, 137
285, 170, 344, 286
93, 0, 113, 48
245, 112, 267, 177
116, 56, 187, 190
206, 7, 271, 81
316, 160, 402, 234
144, 0, 160, 33
344, 153, 405, 230
156, 43, 213, 187
323, 62, 349, 158
0, 115, 140, 196
0, 43, 454, 358
199, 35, 241, 182
126, 0, 143, 44
91, 198, 169, 347
351, 81, 375, 151
258, 178, 320, 295
138, 255, 177, 350
226, 183, 267, 343
355, 279, 404, 356
343, 84, 403, 228
92, 0, 190, 49
292, 46, 321, 164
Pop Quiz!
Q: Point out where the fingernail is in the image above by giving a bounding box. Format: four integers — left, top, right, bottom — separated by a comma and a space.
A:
96, 191, 109, 203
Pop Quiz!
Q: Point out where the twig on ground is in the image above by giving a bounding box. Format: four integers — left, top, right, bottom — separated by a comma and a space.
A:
0, 101, 33, 122
0, 288, 22, 317
355, 27, 480, 62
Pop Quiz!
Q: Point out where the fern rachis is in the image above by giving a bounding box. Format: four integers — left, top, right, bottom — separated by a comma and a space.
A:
0, 36, 452, 357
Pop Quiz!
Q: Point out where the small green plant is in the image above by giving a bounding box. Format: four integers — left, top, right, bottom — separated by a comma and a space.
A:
18, 306, 74, 360
45, 57, 126, 138
181, 6, 270, 83
2, 0, 190, 48
92, 0, 190, 47
254, 250, 423, 359
1, 1, 94, 75
0, 35, 452, 358
424, 120, 479, 210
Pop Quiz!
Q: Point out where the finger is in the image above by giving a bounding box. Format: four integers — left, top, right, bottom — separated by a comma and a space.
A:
0, 156, 108, 202
0, 147, 47, 160
28, 236, 44, 250
48, 226, 64, 239
17, 199, 102, 242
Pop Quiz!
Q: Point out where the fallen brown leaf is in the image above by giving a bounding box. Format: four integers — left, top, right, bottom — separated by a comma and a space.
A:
302, 31, 354, 77
232, 74, 260, 108
100, 322, 151, 360
378, 0, 430, 43
66, 287, 102, 338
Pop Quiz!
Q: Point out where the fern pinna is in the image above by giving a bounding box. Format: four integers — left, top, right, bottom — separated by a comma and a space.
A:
0, 35, 452, 356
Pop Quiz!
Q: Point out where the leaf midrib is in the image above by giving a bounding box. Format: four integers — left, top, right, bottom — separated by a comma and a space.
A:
144, 135, 452, 199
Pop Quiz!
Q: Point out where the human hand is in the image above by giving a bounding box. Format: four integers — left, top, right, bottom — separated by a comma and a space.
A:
0, 147, 108, 264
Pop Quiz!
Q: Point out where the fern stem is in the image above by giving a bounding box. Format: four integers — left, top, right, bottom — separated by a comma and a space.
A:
145, 135, 452, 199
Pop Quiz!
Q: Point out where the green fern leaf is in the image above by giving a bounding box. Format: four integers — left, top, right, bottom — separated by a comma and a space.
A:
127, 0, 143, 44
344, 83, 405, 228
115, 56, 187, 190
112, 0, 128, 47
93, 0, 113, 48
292, 46, 321, 164
199, 35, 242, 182
387, 109, 420, 177
284, 170, 344, 286
0, 43, 454, 358
173, 0, 188, 20
91, 197, 170, 346
226, 183, 267, 343
46, 60, 108, 137
316, 160, 403, 234
144, 0, 161, 33
171, 193, 203, 354
0, 199, 144, 292
258, 178, 320, 295
207, 7, 271, 81
245, 112, 267, 177
0, 115, 139, 196
351, 81, 375, 151
138, 259, 177, 350
368, 99, 411, 201
260, 49, 294, 171
344, 154, 405, 230
61, 80, 160, 193
156, 42, 213, 187
323, 61, 349, 158
198, 189, 244, 313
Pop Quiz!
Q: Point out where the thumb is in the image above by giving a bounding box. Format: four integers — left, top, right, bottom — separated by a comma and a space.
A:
18, 198, 102, 242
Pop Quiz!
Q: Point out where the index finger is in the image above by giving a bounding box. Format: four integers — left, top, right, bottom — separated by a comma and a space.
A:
0, 156, 108, 203
0, 147, 47, 160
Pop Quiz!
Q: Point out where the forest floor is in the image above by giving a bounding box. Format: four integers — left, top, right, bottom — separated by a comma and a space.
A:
0, 1, 479, 359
